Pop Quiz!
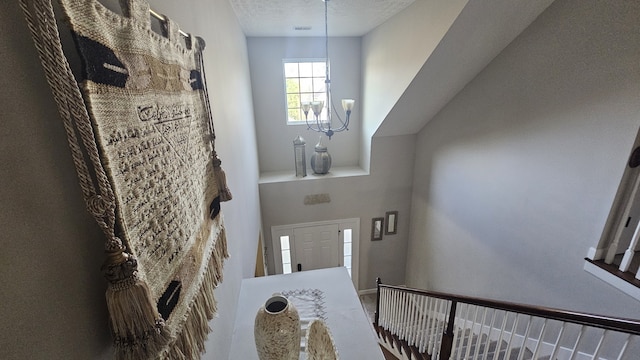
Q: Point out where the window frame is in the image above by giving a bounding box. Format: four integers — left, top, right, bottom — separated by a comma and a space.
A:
282, 58, 328, 126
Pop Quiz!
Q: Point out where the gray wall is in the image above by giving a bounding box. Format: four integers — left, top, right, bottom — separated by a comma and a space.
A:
259, 135, 415, 289
406, 0, 640, 318
247, 37, 361, 173
0, 0, 261, 359
249, 36, 417, 290
360, 0, 468, 171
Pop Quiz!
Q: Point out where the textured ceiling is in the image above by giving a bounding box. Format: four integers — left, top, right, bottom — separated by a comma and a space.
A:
229, 0, 415, 37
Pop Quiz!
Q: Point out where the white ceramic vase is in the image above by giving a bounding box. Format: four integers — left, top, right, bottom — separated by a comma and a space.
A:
254, 294, 300, 360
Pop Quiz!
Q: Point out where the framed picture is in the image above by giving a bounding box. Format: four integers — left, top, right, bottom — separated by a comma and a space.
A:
385, 211, 398, 235
371, 217, 384, 241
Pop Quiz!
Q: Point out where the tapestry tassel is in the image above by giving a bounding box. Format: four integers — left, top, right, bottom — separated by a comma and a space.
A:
213, 157, 232, 202
103, 249, 170, 360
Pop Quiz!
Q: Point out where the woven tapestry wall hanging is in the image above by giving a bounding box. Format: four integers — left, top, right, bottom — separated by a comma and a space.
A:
20, 0, 232, 359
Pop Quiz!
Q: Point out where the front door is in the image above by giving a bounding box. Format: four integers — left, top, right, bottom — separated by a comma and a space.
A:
292, 224, 340, 272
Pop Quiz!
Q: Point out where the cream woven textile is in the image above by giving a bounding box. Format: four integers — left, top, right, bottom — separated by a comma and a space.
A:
21, 0, 230, 359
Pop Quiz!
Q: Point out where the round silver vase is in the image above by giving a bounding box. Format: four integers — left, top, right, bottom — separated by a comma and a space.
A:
310, 137, 331, 174
254, 294, 300, 360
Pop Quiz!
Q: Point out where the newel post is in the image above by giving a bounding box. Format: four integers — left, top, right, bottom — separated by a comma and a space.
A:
439, 300, 457, 360
374, 277, 381, 327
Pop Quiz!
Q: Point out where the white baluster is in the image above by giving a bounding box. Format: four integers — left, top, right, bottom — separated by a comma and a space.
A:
439, 300, 450, 358
428, 297, 437, 354
388, 289, 394, 330
473, 307, 489, 360
401, 292, 409, 340
464, 305, 480, 360
392, 291, 399, 336
431, 298, 443, 355
567, 325, 586, 360
417, 296, 427, 353
530, 318, 548, 360
606, 172, 640, 264
504, 313, 522, 360
456, 303, 473, 360
494, 310, 509, 358
517, 316, 533, 360
481, 309, 499, 360
381, 288, 388, 328
406, 293, 414, 345
420, 297, 432, 353
615, 334, 631, 360
451, 303, 463, 360
591, 329, 608, 360
410, 293, 418, 344
620, 218, 640, 272
548, 322, 566, 360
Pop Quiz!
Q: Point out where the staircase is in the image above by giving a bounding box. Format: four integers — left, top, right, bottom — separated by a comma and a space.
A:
372, 279, 640, 360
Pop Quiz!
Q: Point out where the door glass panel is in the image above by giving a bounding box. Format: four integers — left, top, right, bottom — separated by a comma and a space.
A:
280, 236, 292, 274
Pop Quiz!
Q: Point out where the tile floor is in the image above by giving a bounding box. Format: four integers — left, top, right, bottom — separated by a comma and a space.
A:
359, 293, 377, 324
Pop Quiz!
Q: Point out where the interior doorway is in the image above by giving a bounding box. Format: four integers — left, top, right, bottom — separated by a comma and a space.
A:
271, 218, 360, 289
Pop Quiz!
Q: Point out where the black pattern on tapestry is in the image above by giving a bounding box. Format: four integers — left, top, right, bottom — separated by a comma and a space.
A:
158, 280, 182, 320
72, 33, 128, 88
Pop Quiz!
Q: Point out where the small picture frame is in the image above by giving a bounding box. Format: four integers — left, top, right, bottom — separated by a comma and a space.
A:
385, 211, 398, 235
371, 217, 384, 241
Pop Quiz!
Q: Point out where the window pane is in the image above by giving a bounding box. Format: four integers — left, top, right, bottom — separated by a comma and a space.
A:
283, 263, 292, 274
313, 62, 326, 77
289, 108, 302, 122
344, 241, 351, 256
313, 78, 326, 93
284, 62, 298, 77
344, 255, 351, 268
300, 93, 314, 104
285, 78, 299, 94
280, 236, 290, 250
287, 94, 300, 109
299, 78, 313, 93
347, 268, 351, 277
282, 249, 291, 263
344, 229, 352, 242
313, 92, 326, 103
299, 62, 312, 77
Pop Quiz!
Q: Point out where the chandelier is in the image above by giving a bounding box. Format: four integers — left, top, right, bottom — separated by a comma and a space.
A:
301, 0, 355, 140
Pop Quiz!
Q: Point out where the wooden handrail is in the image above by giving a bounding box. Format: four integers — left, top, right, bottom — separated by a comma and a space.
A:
377, 282, 640, 336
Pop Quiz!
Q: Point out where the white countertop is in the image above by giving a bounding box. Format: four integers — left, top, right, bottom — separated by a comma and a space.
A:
229, 267, 384, 359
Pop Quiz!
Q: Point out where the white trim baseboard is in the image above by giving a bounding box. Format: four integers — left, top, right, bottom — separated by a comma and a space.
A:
358, 288, 377, 296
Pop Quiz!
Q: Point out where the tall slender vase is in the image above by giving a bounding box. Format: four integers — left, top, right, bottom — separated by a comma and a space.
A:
254, 294, 300, 360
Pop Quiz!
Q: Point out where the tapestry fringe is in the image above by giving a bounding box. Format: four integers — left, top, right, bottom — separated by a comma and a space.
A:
163, 229, 229, 360
103, 250, 171, 360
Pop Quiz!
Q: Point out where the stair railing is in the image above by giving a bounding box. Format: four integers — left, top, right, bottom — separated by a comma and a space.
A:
374, 278, 640, 360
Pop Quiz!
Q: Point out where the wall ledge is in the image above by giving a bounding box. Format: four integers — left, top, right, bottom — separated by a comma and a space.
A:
259, 166, 368, 184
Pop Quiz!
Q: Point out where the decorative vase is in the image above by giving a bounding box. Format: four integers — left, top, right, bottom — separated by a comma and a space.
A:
254, 294, 300, 360
310, 136, 331, 175
293, 135, 307, 178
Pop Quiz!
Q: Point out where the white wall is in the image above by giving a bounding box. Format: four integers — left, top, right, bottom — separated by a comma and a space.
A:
259, 135, 415, 290
0, 0, 261, 359
247, 37, 361, 173
360, 0, 468, 171
406, 0, 640, 318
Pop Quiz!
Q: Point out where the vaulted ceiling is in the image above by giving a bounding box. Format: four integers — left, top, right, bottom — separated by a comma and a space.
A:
229, 0, 415, 37
230, 0, 557, 137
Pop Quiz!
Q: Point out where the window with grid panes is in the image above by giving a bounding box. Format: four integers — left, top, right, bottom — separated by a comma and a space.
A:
283, 60, 327, 124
